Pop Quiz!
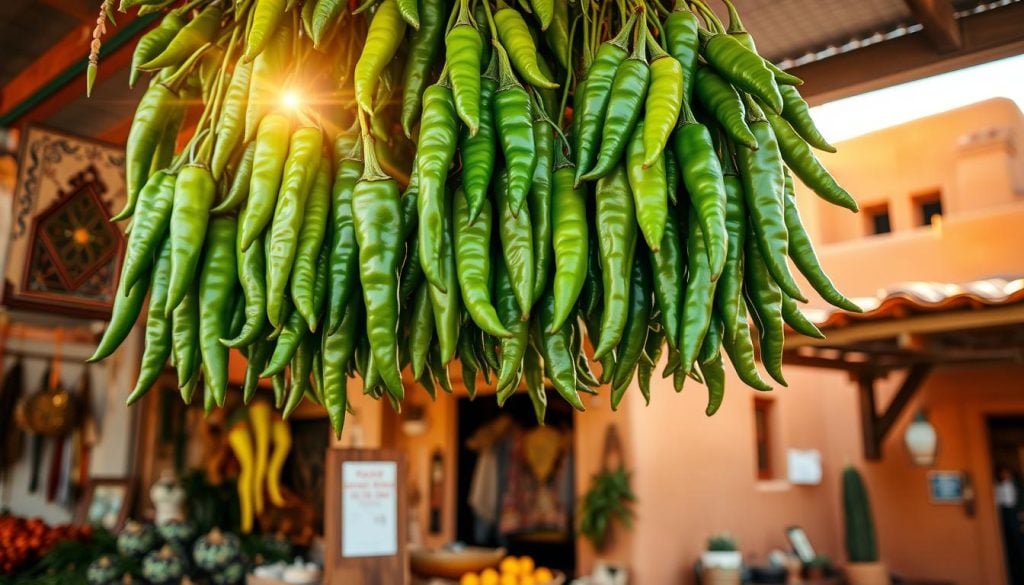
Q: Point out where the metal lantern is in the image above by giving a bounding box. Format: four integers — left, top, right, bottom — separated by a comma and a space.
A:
904, 410, 938, 466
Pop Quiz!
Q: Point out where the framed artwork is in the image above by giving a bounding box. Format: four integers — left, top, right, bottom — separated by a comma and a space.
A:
928, 471, 965, 503
2, 125, 126, 319
75, 477, 134, 532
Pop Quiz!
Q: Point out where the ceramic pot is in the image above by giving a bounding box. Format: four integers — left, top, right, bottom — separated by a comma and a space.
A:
701, 550, 742, 569
702, 567, 742, 585
845, 562, 890, 585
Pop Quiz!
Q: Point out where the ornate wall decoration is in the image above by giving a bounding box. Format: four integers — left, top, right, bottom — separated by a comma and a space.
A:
3, 126, 126, 319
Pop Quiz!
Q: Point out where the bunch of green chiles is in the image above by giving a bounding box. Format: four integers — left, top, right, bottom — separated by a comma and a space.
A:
92, 0, 861, 433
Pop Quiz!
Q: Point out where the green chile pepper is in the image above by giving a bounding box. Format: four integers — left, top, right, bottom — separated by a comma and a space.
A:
446, 7, 483, 134
674, 108, 727, 282
242, 335, 273, 404
121, 170, 174, 293
461, 57, 498, 222
779, 85, 836, 153
627, 121, 668, 251
117, 82, 177, 221
493, 45, 537, 215
543, 0, 569, 71
140, 3, 222, 70
496, 170, 535, 318
326, 141, 364, 334
664, 1, 700, 103
284, 333, 315, 417
165, 164, 216, 315
264, 302, 305, 377
354, 0, 407, 113
782, 175, 861, 312
574, 14, 634, 186
352, 145, 405, 400
593, 163, 636, 360
744, 237, 787, 386
495, 260, 529, 393
693, 66, 757, 150
170, 287, 199, 387
245, 24, 290, 143
494, 7, 558, 89
521, 344, 545, 422
291, 154, 331, 329
580, 30, 650, 182
312, 0, 346, 47
240, 112, 292, 251
223, 230, 267, 348
323, 298, 361, 437
530, 110, 554, 304
678, 211, 717, 375
429, 190, 462, 364
698, 321, 727, 416
700, 29, 782, 114
716, 168, 747, 343
126, 238, 173, 405
210, 61, 254, 181
549, 159, 588, 333
535, 292, 584, 411
720, 299, 772, 391
610, 258, 652, 410
245, 0, 288, 62
781, 293, 825, 339
416, 83, 459, 291
453, 189, 511, 337
130, 12, 184, 87
408, 280, 435, 379
213, 141, 256, 215
649, 208, 684, 350
766, 109, 858, 212
198, 216, 238, 406
735, 100, 805, 301
401, 0, 446, 136
643, 42, 684, 167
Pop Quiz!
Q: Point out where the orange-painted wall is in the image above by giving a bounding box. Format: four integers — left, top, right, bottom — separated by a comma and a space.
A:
382, 99, 1024, 584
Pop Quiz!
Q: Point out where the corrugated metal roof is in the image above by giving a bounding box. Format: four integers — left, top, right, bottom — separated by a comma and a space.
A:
805, 278, 1024, 330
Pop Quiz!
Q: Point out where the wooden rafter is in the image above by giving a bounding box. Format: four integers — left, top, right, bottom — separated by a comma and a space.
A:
904, 0, 963, 53
858, 365, 932, 460
791, 1, 1024, 105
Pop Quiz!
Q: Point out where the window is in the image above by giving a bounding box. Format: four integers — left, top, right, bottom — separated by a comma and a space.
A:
863, 203, 891, 235
915, 191, 943, 226
754, 398, 774, 479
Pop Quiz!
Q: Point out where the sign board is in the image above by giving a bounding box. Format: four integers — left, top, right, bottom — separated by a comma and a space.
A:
325, 449, 408, 585
928, 471, 964, 503
786, 449, 823, 485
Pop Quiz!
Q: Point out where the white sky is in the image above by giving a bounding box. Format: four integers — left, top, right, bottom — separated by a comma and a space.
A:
809, 54, 1024, 143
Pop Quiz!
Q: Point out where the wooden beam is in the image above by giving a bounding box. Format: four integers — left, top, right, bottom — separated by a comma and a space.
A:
876, 364, 931, 442
785, 304, 1024, 350
790, 1, 1024, 105
904, 0, 962, 53
0, 24, 93, 116
858, 372, 881, 461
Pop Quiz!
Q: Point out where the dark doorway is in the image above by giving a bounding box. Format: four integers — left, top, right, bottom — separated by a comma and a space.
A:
987, 416, 1024, 584
456, 391, 576, 575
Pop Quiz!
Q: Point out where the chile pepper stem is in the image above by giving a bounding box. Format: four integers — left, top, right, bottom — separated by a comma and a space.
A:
480, 0, 500, 43
721, 0, 745, 33
172, 0, 206, 17
690, 0, 724, 33
162, 42, 213, 93
357, 109, 388, 181
559, 14, 581, 127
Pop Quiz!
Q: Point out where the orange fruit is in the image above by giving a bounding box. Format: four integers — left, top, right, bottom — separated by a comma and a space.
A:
481, 568, 500, 585
518, 557, 535, 574
499, 556, 520, 575
534, 568, 555, 583
460, 574, 481, 585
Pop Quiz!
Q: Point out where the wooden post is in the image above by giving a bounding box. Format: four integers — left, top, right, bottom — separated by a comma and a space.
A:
857, 372, 881, 460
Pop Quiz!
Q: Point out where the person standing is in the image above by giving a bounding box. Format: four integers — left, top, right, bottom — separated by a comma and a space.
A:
996, 466, 1024, 584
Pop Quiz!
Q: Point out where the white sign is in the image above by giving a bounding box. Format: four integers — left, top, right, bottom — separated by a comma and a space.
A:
787, 449, 823, 485
342, 461, 399, 557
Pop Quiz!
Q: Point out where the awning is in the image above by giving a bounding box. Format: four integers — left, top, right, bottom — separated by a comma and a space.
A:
783, 277, 1024, 459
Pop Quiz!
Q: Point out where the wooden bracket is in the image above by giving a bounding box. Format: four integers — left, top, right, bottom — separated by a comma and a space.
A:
857, 364, 932, 460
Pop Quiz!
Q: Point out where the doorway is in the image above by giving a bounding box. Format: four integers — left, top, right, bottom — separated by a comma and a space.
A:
455, 391, 576, 575
987, 416, 1024, 584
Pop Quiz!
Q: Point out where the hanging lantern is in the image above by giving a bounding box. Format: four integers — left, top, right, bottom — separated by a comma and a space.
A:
904, 410, 938, 466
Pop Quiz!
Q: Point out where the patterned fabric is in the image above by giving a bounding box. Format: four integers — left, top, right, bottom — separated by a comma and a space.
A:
498, 431, 572, 536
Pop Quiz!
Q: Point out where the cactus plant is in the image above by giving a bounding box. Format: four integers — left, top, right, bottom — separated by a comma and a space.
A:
707, 533, 738, 552
843, 466, 878, 563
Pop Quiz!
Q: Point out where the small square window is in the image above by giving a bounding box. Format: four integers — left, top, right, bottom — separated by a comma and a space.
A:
916, 192, 943, 226
864, 204, 891, 235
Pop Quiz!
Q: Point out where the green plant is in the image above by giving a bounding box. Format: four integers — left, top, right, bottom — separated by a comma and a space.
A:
579, 465, 635, 551
806, 554, 832, 569
843, 465, 879, 563
707, 533, 738, 552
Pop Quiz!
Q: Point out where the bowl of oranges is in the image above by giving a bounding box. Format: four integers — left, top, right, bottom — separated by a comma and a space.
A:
459, 556, 562, 585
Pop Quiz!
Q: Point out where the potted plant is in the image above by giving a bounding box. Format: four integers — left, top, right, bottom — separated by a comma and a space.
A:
843, 466, 889, 585
701, 533, 742, 585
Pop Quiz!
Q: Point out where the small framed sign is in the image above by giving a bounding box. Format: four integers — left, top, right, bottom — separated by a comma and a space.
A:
325, 449, 408, 585
928, 471, 964, 503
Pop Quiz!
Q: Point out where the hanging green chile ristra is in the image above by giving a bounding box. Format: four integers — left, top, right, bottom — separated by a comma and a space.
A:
94, 0, 865, 421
